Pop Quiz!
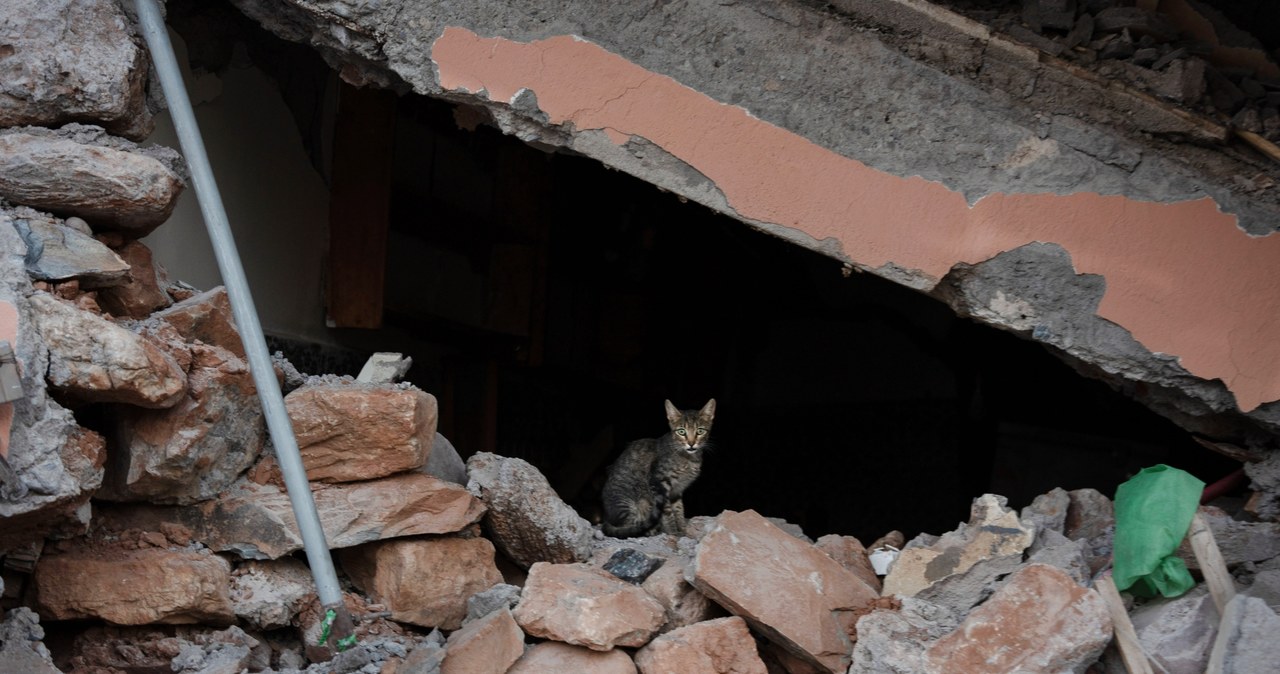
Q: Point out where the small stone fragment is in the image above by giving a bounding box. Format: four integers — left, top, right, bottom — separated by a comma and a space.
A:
604, 547, 666, 584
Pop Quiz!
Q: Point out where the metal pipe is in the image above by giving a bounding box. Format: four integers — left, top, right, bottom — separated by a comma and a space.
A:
132, 0, 353, 648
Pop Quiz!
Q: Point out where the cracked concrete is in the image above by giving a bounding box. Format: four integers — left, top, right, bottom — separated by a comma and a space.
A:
227, 0, 1280, 448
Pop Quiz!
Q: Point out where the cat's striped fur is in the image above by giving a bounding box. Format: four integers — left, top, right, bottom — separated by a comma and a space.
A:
601, 399, 715, 538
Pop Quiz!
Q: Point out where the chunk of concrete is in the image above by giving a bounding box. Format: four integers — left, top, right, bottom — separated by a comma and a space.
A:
689, 509, 880, 673
513, 562, 665, 651
466, 452, 595, 567
508, 641, 637, 674
441, 607, 525, 674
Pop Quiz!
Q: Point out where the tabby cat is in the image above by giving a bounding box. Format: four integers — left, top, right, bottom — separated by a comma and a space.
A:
601, 398, 716, 538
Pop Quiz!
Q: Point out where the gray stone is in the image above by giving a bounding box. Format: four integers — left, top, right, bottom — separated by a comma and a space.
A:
0, 608, 61, 674
465, 583, 522, 623
0, 217, 108, 553
850, 597, 957, 674
0, 0, 154, 139
102, 340, 261, 504
1022, 487, 1069, 538
604, 547, 665, 584
466, 452, 595, 568
1130, 585, 1217, 674
10, 207, 130, 287
0, 128, 184, 238
1178, 507, 1280, 570
1026, 531, 1091, 585
424, 432, 468, 485
1244, 568, 1280, 614
1244, 452, 1280, 521
1208, 595, 1280, 674
229, 558, 317, 630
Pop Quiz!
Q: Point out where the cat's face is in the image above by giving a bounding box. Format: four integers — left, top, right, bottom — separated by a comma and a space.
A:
664, 399, 715, 453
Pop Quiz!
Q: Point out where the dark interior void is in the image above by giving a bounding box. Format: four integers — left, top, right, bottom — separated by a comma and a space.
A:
369, 95, 1237, 543
169, 0, 1238, 545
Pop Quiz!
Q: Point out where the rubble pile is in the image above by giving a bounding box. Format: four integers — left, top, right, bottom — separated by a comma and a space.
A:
0, 1, 1279, 673
942, 0, 1280, 140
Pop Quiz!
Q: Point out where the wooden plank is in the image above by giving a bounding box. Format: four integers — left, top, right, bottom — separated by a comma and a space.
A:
1096, 572, 1155, 674
1187, 511, 1237, 616
326, 82, 397, 328
1237, 129, 1280, 164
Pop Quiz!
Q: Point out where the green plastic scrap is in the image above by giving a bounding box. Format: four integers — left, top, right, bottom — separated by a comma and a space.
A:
317, 608, 358, 652
1112, 464, 1205, 599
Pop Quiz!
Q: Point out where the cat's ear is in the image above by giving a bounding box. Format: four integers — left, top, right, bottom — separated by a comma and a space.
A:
664, 399, 681, 424
699, 398, 716, 420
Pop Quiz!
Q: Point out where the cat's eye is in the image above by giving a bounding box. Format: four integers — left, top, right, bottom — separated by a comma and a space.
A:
676, 428, 687, 436
696, 428, 706, 435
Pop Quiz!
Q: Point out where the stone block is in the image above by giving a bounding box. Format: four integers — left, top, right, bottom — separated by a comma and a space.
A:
466, 452, 595, 567
441, 607, 525, 674
152, 287, 244, 358
513, 562, 665, 651
0, 0, 153, 139
0, 607, 60, 674
286, 383, 437, 483
1130, 585, 1216, 674
689, 509, 880, 673
98, 240, 173, 318
229, 558, 317, 630
99, 471, 486, 560
340, 537, 502, 630
34, 547, 235, 625
31, 291, 187, 408
10, 207, 130, 287
1209, 594, 1280, 674
0, 131, 182, 237
508, 641, 637, 674
634, 616, 767, 674
922, 564, 1112, 674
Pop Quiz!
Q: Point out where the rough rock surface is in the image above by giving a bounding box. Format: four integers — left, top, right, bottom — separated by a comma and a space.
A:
229, 558, 317, 630
641, 552, 718, 632
441, 607, 525, 674
97, 239, 173, 318
465, 583, 522, 623
0, 0, 154, 139
884, 494, 1034, 607
513, 561, 666, 651
1208, 594, 1280, 674
104, 339, 262, 504
31, 291, 187, 407
340, 536, 503, 630
151, 287, 245, 358
1129, 585, 1217, 674
0, 607, 61, 674
816, 533, 882, 593
509, 641, 638, 674
9, 206, 130, 287
633, 616, 767, 674
99, 471, 485, 559
689, 509, 880, 673
466, 452, 595, 567
34, 547, 236, 625
922, 564, 1112, 674
851, 597, 959, 674
66, 625, 263, 674
286, 383, 437, 482
0, 129, 183, 237
1179, 506, 1280, 569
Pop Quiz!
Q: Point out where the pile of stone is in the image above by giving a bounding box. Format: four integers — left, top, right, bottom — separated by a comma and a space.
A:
946, 0, 1280, 139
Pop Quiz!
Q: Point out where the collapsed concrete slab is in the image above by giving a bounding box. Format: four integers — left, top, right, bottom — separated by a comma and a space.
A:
226, 0, 1280, 453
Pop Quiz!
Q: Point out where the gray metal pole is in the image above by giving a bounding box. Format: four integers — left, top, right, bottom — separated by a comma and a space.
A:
132, 0, 353, 648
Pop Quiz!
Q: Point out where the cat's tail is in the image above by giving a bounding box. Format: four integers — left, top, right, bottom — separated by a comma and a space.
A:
601, 504, 662, 538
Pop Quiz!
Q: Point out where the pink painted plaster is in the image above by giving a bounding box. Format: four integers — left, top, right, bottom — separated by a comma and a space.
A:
433, 28, 1280, 411
0, 299, 17, 458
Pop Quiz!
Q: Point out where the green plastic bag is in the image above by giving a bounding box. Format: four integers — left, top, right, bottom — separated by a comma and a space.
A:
1112, 464, 1205, 598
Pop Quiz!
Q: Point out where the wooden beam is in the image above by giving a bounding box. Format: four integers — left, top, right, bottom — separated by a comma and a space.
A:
1187, 511, 1237, 616
326, 81, 397, 328
1096, 572, 1155, 674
